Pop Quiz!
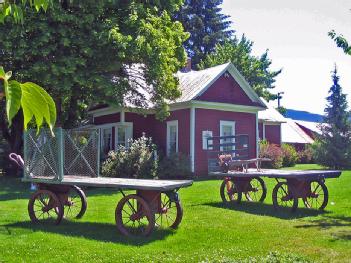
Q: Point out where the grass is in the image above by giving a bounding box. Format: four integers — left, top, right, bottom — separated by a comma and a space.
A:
0, 164, 350, 262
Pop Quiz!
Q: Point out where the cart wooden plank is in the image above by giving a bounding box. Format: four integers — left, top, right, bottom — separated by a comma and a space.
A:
209, 169, 341, 180
22, 176, 193, 191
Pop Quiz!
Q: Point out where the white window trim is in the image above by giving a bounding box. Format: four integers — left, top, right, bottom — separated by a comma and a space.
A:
96, 122, 134, 150
220, 120, 236, 152
115, 122, 133, 148
220, 121, 236, 136
97, 123, 116, 153
167, 120, 179, 155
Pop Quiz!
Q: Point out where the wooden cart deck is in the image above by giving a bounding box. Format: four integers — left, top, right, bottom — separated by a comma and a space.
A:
211, 168, 342, 212
22, 176, 193, 191
209, 169, 341, 180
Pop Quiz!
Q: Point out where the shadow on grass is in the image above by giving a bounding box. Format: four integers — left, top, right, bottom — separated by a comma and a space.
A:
4, 220, 174, 245
203, 200, 329, 220
295, 215, 351, 241
0, 177, 32, 201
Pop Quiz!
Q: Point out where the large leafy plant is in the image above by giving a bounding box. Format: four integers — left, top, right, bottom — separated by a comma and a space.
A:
0, 67, 56, 133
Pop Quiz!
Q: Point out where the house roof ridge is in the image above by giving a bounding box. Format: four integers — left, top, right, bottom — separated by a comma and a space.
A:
176, 62, 231, 75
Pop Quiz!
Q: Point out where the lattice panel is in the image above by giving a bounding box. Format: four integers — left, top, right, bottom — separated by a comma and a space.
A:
24, 128, 100, 180
24, 129, 60, 179
64, 129, 99, 177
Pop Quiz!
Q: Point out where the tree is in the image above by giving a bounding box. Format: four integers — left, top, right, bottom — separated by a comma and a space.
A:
329, 30, 351, 55
312, 66, 351, 169
199, 36, 281, 101
0, 1, 188, 175
1, 2, 188, 124
1, 1, 57, 134
175, 0, 234, 68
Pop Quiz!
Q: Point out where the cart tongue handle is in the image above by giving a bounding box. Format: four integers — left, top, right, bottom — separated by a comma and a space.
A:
9, 153, 24, 169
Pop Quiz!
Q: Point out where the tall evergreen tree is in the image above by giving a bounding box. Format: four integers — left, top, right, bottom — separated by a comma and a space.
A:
313, 66, 351, 169
175, 0, 234, 68
199, 36, 281, 101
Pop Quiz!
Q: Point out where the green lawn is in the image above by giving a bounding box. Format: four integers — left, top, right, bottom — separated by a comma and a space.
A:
0, 164, 350, 262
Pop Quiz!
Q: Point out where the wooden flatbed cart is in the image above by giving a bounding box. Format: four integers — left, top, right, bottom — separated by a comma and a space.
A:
210, 169, 341, 212
13, 128, 193, 237
206, 134, 341, 212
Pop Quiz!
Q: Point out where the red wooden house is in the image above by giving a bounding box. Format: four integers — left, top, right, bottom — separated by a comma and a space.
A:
258, 97, 286, 145
88, 63, 266, 176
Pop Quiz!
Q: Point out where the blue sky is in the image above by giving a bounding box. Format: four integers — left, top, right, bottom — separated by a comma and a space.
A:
222, 0, 351, 114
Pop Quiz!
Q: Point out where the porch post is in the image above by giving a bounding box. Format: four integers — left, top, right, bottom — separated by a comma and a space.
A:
120, 109, 125, 123
256, 112, 259, 158
190, 106, 195, 173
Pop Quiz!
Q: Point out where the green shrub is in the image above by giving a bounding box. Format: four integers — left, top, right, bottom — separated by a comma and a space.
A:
312, 139, 351, 169
101, 136, 157, 179
259, 140, 283, 169
281, 143, 298, 167
158, 152, 193, 179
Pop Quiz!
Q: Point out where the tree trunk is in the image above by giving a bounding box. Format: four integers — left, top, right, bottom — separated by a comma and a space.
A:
64, 85, 81, 129
0, 107, 24, 177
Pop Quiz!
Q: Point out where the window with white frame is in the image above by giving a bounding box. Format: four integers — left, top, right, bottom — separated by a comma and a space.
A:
202, 130, 213, 150
101, 126, 113, 156
167, 120, 178, 155
99, 123, 133, 158
116, 123, 133, 148
220, 120, 235, 152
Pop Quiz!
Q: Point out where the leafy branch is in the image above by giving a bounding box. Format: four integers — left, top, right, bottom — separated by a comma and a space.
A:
0, 0, 51, 23
0, 67, 56, 134
329, 30, 351, 55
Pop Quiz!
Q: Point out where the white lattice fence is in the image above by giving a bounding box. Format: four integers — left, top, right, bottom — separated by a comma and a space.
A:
24, 128, 100, 180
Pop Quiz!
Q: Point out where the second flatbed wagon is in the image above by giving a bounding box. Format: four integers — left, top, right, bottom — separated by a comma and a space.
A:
206, 134, 341, 212
210, 169, 341, 211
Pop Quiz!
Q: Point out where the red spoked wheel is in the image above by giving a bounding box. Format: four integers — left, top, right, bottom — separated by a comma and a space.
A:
115, 194, 155, 237
303, 181, 329, 210
63, 186, 87, 219
272, 182, 298, 212
220, 179, 242, 204
28, 190, 64, 225
245, 177, 267, 202
155, 193, 183, 229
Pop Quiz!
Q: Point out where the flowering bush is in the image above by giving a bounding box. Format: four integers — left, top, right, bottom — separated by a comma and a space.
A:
259, 140, 283, 169
281, 143, 299, 167
101, 136, 157, 179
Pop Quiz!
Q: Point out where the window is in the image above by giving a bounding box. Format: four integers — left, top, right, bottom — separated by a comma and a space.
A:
98, 122, 133, 160
202, 130, 213, 150
116, 123, 133, 148
101, 127, 113, 156
167, 120, 178, 155
220, 121, 235, 152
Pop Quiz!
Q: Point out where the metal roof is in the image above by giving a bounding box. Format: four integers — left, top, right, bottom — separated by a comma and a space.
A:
295, 120, 322, 134
90, 62, 266, 111
282, 118, 314, 144
175, 63, 231, 102
258, 97, 286, 123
